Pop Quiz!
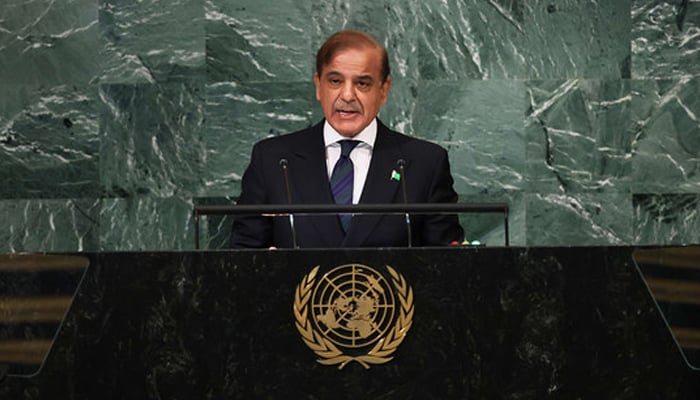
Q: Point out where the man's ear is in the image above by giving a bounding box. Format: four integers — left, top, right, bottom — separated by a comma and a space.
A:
313, 72, 321, 101
380, 76, 392, 104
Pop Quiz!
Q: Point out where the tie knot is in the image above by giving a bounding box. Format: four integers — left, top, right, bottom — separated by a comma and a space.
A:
338, 140, 360, 158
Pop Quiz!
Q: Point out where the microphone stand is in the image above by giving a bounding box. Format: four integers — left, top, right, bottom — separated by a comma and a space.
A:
397, 160, 412, 248
279, 159, 298, 248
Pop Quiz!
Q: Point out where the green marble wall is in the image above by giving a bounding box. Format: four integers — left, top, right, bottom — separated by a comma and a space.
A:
1, 0, 699, 251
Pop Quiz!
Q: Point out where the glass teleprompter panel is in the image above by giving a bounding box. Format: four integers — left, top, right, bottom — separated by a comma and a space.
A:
633, 246, 700, 370
0, 254, 88, 377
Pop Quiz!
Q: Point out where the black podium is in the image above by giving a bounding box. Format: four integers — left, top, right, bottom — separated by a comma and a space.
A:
1, 247, 699, 399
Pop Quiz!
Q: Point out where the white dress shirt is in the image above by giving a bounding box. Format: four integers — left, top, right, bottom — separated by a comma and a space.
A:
323, 119, 377, 204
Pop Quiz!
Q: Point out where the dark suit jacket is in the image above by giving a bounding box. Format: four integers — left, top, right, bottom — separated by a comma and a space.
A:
230, 119, 464, 248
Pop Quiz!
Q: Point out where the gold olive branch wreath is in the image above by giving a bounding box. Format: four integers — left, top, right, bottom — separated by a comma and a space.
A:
293, 265, 414, 370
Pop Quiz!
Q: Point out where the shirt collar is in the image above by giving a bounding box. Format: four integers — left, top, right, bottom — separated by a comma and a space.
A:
323, 119, 377, 148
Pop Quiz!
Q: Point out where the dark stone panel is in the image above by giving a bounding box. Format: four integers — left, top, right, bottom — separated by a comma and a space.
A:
1, 248, 698, 398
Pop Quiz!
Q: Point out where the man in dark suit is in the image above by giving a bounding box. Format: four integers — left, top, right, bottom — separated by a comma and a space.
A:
231, 30, 463, 248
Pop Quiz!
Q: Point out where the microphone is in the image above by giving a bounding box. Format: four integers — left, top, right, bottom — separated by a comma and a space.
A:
396, 159, 412, 247
279, 158, 298, 248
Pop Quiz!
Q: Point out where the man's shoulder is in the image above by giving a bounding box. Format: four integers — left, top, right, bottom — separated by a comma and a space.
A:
379, 123, 448, 157
253, 123, 319, 149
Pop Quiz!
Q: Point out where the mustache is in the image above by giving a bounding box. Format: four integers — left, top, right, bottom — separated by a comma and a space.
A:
334, 101, 361, 112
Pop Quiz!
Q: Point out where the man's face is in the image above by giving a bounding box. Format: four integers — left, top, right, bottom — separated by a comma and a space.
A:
314, 46, 392, 137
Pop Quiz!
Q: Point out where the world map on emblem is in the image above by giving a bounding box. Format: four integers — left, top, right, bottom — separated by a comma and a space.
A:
311, 264, 396, 348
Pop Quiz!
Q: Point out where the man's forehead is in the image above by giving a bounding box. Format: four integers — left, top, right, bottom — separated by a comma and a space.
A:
320, 47, 382, 76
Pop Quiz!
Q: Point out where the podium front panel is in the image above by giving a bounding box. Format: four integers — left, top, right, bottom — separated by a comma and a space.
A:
1, 247, 698, 399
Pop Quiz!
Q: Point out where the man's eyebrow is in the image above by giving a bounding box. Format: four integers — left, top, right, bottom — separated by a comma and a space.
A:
322, 71, 374, 82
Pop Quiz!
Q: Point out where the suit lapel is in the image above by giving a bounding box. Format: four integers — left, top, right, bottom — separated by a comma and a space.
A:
288, 124, 332, 204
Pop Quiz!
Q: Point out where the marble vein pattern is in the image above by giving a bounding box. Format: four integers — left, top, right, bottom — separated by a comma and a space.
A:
631, 77, 700, 193
1, 0, 699, 250
634, 193, 700, 245
632, 0, 700, 78
0, 84, 100, 199
1, 198, 100, 252
0, 0, 100, 86
99, 0, 205, 84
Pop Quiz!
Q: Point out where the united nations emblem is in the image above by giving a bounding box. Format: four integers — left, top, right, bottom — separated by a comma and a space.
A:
293, 263, 414, 369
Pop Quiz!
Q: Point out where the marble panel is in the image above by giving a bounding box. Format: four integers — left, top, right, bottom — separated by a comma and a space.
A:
199, 0, 628, 81
630, 78, 700, 193
526, 79, 633, 193
98, 82, 205, 198
526, 192, 633, 246
376, 78, 419, 136
205, 0, 312, 83
633, 193, 700, 245
99, 0, 205, 84
632, 0, 700, 78
311, 0, 420, 80
2, 0, 699, 250
382, 79, 526, 195
192, 197, 235, 250
99, 196, 194, 250
459, 191, 525, 246
0, 84, 100, 199
410, 0, 630, 80
0, 199, 100, 252
0, 0, 100, 85
201, 81, 316, 197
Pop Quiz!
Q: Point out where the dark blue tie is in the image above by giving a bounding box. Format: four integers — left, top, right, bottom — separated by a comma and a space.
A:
330, 140, 360, 233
